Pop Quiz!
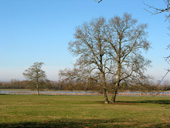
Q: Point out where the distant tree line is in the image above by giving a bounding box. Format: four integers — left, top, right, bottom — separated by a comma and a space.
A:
0, 80, 51, 90
0, 80, 96, 90
1, 79, 170, 92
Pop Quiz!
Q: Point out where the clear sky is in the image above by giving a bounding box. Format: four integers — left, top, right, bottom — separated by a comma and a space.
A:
0, 0, 170, 82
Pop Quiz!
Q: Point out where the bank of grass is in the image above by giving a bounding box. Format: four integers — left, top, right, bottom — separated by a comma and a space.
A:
0, 95, 170, 128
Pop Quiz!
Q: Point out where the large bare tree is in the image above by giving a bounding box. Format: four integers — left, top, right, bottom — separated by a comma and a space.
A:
68, 14, 151, 103
68, 17, 111, 103
105, 13, 151, 103
23, 62, 47, 95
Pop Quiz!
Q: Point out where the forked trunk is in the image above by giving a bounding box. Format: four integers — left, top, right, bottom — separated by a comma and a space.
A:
103, 88, 109, 104
110, 89, 117, 103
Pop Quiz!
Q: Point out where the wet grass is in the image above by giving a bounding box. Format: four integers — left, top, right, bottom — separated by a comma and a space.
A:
0, 95, 170, 127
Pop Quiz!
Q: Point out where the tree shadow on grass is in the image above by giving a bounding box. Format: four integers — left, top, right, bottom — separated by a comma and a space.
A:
96, 100, 170, 105
0, 118, 142, 128
116, 100, 170, 105
1, 119, 170, 128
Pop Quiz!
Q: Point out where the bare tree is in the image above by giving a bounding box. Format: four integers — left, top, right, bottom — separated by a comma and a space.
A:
68, 17, 111, 103
23, 62, 47, 95
105, 13, 151, 103
68, 14, 151, 103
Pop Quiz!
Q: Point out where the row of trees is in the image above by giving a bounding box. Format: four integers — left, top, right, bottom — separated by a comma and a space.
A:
0, 80, 50, 90
0, 79, 100, 91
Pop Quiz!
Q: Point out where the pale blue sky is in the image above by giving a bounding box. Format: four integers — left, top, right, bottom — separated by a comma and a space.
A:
0, 0, 170, 82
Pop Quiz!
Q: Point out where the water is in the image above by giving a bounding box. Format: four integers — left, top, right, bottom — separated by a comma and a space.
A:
119, 91, 170, 96
0, 90, 98, 95
0, 90, 170, 96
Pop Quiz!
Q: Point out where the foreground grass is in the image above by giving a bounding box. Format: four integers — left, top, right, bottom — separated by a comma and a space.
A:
0, 95, 170, 128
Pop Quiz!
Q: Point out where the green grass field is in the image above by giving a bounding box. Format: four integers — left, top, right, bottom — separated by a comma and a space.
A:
0, 95, 170, 128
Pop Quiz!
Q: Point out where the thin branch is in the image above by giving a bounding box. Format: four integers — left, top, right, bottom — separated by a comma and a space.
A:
143, 0, 170, 16
153, 69, 170, 96
158, 69, 170, 85
96, 0, 102, 3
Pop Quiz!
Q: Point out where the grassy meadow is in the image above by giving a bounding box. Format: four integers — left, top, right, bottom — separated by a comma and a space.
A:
0, 95, 170, 128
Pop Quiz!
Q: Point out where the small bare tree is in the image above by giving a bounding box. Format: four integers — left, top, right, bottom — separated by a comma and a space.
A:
105, 13, 151, 103
23, 62, 47, 95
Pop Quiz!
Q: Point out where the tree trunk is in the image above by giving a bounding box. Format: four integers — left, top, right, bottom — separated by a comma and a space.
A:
36, 76, 39, 95
111, 43, 121, 103
102, 73, 109, 104
36, 83, 39, 95
110, 88, 117, 103
103, 88, 109, 104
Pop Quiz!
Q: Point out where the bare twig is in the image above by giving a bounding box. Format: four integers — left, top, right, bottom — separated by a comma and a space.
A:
153, 69, 170, 96
95, 0, 102, 3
